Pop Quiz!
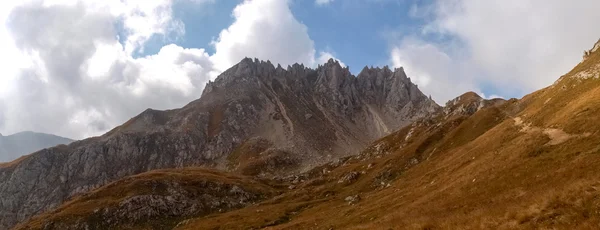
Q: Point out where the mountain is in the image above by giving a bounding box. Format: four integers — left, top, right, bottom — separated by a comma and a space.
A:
0, 58, 437, 229
0, 131, 73, 163
13, 39, 600, 229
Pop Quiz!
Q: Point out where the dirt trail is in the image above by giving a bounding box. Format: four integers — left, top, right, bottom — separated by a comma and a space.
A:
513, 117, 589, 145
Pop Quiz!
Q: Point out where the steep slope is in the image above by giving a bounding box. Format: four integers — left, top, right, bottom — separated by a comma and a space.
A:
0, 131, 73, 163
0, 58, 437, 229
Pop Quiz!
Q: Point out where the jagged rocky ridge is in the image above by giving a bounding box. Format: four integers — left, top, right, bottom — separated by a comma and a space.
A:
0, 58, 438, 229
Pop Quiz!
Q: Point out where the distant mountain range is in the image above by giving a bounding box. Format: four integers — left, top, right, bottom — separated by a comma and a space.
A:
0, 131, 73, 162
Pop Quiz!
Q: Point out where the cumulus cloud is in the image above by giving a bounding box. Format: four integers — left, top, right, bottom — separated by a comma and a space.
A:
317, 51, 346, 67
392, 0, 600, 103
0, 0, 215, 140
0, 1, 29, 99
390, 37, 480, 103
115, 1, 187, 55
0, 1, 216, 139
210, 0, 344, 74
210, 0, 317, 73
0, 0, 343, 145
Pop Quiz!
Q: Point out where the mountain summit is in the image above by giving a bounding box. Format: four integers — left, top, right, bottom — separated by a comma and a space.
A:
0, 131, 73, 163
0, 58, 437, 229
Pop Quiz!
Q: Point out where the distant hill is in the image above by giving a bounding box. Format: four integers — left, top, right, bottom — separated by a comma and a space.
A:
0, 131, 73, 162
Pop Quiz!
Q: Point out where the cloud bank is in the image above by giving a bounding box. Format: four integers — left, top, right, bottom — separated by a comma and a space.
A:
391, 0, 600, 103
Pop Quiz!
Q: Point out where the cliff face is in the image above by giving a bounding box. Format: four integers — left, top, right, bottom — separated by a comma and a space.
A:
0, 58, 438, 229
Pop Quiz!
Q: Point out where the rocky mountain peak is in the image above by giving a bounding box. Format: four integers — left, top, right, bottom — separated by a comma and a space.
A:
314, 59, 353, 93
355, 64, 429, 112
583, 38, 600, 60
593, 39, 600, 53
443, 91, 506, 117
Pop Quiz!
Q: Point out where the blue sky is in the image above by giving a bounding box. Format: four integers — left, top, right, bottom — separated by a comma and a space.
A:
291, 0, 418, 72
1, 0, 600, 140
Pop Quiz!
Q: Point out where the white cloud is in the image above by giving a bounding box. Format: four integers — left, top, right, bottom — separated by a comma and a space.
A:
481, 93, 503, 100
117, 0, 186, 55
317, 51, 346, 67
315, 0, 334, 6
390, 37, 480, 103
0, 1, 29, 99
0, 0, 215, 140
393, 0, 600, 103
210, 0, 317, 73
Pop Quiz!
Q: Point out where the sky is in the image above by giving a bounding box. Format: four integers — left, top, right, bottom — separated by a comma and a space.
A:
0, 0, 600, 142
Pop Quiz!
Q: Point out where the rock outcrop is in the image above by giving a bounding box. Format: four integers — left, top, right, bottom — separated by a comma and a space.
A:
583, 38, 600, 60
443, 92, 506, 117
0, 58, 438, 229
13, 168, 277, 230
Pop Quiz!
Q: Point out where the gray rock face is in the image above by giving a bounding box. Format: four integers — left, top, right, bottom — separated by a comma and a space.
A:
0, 58, 439, 229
